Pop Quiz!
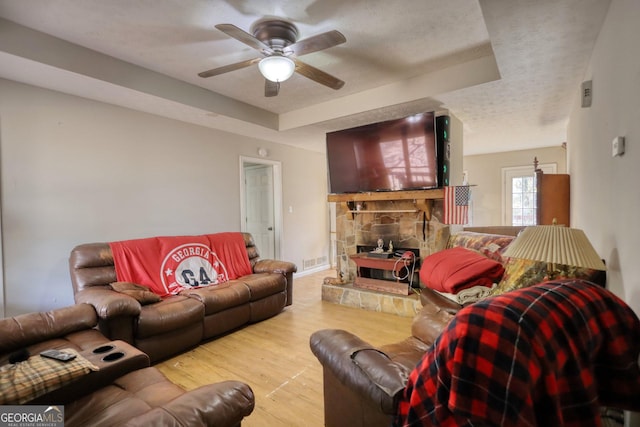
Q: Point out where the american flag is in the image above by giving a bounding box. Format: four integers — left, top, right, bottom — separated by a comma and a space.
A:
443, 186, 470, 224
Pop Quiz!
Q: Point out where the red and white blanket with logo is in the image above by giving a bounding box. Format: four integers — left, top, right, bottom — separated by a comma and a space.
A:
110, 232, 253, 297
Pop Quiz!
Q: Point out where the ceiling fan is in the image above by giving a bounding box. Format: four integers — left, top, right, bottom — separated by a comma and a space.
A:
198, 18, 346, 97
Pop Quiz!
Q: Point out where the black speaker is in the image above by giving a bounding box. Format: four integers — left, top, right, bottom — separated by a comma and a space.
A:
436, 115, 450, 187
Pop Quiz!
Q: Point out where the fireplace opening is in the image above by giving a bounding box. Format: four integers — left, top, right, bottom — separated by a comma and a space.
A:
355, 245, 421, 287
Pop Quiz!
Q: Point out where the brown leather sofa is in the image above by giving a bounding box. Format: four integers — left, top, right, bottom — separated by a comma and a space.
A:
0, 304, 255, 426
69, 232, 297, 362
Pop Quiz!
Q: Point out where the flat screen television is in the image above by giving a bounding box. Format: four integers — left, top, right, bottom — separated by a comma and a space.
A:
326, 112, 438, 193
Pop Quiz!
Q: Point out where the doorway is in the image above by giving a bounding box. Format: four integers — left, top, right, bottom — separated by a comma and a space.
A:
240, 156, 282, 260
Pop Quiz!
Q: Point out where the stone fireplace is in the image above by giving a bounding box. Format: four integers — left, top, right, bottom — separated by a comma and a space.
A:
331, 191, 451, 284
323, 191, 452, 317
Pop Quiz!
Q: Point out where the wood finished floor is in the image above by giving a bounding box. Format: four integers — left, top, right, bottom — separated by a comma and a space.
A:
156, 268, 414, 426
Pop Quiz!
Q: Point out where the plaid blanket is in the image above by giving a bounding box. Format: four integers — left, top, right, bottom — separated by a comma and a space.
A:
394, 279, 640, 427
0, 348, 99, 405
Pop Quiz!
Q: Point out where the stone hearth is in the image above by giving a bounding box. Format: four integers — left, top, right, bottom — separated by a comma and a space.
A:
322, 281, 421, 318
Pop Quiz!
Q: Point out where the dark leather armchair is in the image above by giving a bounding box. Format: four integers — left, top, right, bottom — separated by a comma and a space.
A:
310, 296, 453, 427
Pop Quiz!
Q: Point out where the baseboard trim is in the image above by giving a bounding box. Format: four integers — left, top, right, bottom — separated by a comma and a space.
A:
294, 264, 332, 277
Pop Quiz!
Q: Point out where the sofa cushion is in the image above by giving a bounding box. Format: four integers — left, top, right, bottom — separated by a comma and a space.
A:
111, 282, 161, 305
64, 367, 185, 426
242, 273, 286, 301
420, 247, 505, 294
136, 296, 203, 338
180, 281, 251, 315
490, 258, 606, 296
446, 231, 516, 263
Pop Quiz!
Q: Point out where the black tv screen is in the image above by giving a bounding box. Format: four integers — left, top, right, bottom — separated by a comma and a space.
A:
326, 112, 438, 193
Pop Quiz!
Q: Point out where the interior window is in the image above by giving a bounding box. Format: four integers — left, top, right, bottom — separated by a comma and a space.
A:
510, 175, 536, 225
502, 164, 556, 226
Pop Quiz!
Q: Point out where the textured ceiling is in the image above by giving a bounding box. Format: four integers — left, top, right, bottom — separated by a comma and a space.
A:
0, 0, 611, 155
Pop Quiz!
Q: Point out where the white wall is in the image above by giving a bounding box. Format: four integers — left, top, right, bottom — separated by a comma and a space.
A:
0, 78, 329, 316
567, 0, 639, 313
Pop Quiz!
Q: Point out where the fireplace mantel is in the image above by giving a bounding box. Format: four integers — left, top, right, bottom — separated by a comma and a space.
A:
327, 188, 444, 220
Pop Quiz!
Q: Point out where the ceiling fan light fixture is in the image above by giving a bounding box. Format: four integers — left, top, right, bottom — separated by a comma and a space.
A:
258, 55, 295, 82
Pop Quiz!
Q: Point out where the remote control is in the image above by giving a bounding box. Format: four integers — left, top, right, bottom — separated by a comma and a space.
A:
40, 349, 76, 362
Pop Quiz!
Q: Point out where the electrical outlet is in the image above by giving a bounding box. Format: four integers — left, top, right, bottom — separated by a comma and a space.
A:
612, 136, 625, 157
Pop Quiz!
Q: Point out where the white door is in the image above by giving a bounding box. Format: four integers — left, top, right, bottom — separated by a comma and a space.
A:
244, 163, 276, 259
502, 163, 556, 225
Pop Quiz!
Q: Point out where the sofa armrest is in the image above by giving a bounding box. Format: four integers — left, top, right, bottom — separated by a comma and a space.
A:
350, 348, 409, 397
253, 259, 297, 306
74, 288, 141, 319
123, 380, 255, 427
310, 329, 409, 414
253, 259, 297, 275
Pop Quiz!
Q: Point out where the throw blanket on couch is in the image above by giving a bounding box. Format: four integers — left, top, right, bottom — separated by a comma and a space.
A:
394, 279, 640, 427
419, 246, 505, 294
110, 232, 253, 297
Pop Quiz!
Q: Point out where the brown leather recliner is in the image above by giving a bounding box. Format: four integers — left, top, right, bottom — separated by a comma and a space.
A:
69, 232, 296, 362
0, 304, 255, 426
310, 295, 454, 427
308, 229, 526, 427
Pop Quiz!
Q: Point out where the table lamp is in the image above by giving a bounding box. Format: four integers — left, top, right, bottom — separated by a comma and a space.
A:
502, 223, 606, 276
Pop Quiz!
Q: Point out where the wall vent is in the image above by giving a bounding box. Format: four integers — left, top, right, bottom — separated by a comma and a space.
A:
316, 256, 328, 265
303, 258, 317, 270
581, 80, 593, 108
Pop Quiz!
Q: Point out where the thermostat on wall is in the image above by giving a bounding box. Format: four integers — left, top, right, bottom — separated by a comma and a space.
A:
612, 136, 625, 157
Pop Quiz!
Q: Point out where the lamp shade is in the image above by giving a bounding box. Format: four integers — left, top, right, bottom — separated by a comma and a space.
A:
502, 225, 606, 270
258, 55, 295, 82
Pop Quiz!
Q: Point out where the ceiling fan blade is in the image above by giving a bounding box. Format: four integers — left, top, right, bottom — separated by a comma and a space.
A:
198, 57, 261, 78
215, 23, 273, 54
265, 80, 280, 97
293, 58, 345, 90
287, 30, 346, 56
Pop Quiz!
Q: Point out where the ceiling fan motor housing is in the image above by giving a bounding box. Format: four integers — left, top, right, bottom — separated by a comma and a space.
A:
251, 20, 299, 50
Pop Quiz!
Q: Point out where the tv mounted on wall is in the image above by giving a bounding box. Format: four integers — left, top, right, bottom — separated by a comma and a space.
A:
326, 112, 438, 194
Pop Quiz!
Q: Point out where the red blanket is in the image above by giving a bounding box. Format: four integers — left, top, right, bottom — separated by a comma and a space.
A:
394, 280, 640, 427
420, 246, 504, 294
110, 232, 252, 297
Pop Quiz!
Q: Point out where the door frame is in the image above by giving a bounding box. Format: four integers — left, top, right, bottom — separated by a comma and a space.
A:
239, 156, 283, 260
